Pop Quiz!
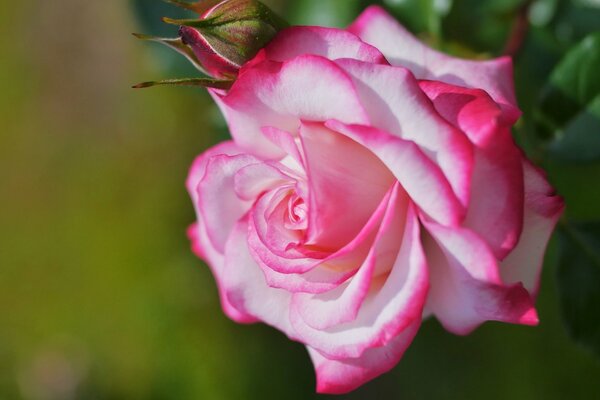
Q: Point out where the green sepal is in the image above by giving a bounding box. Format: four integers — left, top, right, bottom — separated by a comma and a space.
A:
132, 77, 233, 89
132, 33, 209, 74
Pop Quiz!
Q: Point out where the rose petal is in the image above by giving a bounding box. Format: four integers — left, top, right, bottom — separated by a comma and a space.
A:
234, 161, 297, 201
290, 204, 428, 359
423, 221, 538, 335
326, 120, 465, 225
293, 183, 409, 330
501, 161, 564, 296
195, 154, 259, 253
186, 140, 246, 206
186, 141, 259, 323
307, 319, 420, 395
258, 26, 387, 64
261, 126, 305, 168
300, 122, 395, 249
420, 81, 525, 259
249, 185, 397, 293
221, 217, 296, 338
335, 59, 474, 208
348, 6, 521, 122
211, 55, 370, 158
187, 223, 257, 323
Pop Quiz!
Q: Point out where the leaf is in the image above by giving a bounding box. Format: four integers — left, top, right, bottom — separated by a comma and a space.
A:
286, 0, 361, 28
538, 33, 600, 163
382, 0, 448, 40
132, 77, 233, 89
548, 95, 600, 162
442, 0, 527, 52
556, 222, 600, 359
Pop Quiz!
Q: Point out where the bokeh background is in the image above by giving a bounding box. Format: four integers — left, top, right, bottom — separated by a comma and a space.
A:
1, 0, 599, 399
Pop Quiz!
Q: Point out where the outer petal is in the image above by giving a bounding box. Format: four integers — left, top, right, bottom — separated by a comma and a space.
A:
335, 59, 474, 208
257, 26, 386, 64
348, 6, 521, 122
221, 217, 295, 337
195, 154, 259, 253
186, 141, 246, 207
327, 120, 465, 225
211, 55, 370, 158
423, 221, 538, 335
300, 122, 394, 249
186, 141, 257, 322
420, 81, 525, 259
290, 204, 428, 360
187, 223, 256, 323
308, 320, 421, 395
501, 161, 565, 295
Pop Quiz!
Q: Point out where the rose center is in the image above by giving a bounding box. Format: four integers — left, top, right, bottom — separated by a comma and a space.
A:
285, 193, 308, 231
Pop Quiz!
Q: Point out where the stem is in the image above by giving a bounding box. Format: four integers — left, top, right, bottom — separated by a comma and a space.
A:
503, 0, 533, 57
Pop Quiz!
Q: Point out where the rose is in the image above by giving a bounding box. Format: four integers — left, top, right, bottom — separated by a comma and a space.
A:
186, 5, 564, 394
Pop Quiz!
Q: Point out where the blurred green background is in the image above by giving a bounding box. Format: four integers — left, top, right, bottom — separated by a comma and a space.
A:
1, 0, 599, 399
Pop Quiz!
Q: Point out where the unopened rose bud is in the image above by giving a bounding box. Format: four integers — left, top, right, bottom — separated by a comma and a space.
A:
165, 0, 287, 78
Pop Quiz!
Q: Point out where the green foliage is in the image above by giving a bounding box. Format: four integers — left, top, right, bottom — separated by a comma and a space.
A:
557, 222, 600, 358
285, 0, 361, 27
538, 33, 600, 163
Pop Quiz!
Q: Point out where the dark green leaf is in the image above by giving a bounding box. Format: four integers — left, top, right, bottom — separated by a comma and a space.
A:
548, 95, 600, 162
443, 0, 527, 52
285, 0, 361, 28
383, 0, 449, 40
556, 222, 600, 359
538, 33, 600, 163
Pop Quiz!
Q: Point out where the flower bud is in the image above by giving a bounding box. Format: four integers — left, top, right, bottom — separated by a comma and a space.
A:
165, 0, 287, 78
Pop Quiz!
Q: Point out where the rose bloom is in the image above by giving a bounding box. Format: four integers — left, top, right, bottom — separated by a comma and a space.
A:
186, 6, 564, 394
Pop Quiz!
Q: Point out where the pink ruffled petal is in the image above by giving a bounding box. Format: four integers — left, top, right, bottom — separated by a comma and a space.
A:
248, 185, 396, 293
420, 81, 525, 259
233, 161, 295, 201
257, 26, 387, 64
418, 81, 504, 146
462, 145, 524, 259
186, 141, 246, 206
221, 217, 296, 338
300, 122, 395, 249
501, 161, 564, 296
308, 319, 420, 395
335, 59, 474, 207
290, 204, 428, 360
251, 186, 309, 261
326, 120, 465, 226
261, 126, 305, 168
195, 154, 260, 253
212, 55, 370, 158
348, 6, 521, 122
187, 223, 257, 323
423, 221, 538, 335
293, 183, 409, 330
186, 141, 258, 323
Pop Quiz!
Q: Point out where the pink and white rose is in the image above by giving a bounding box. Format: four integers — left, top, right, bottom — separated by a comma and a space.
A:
186, 6, 564, 394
